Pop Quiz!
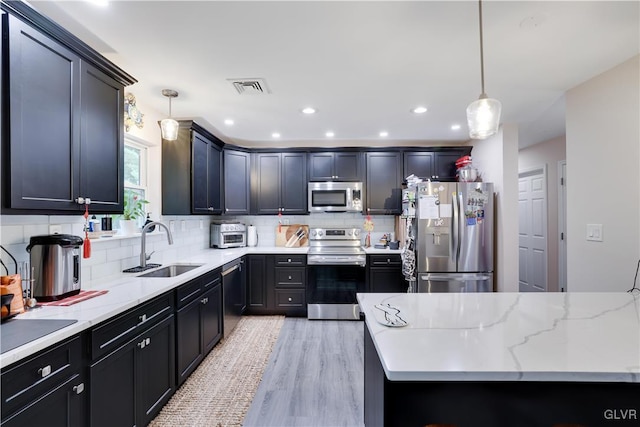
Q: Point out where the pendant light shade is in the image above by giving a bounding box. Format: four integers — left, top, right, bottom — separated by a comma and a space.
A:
161, 89, 179, 141
467, 0, 501, 140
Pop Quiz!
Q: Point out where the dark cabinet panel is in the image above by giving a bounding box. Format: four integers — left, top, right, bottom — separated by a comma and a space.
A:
253, 152, 307, 215
202, 284, 223, 354
162, 123, 223, 215
80, 62, 124, 212
434, 151, 464, 181
7, 14, 80, 210
176, 296, 204, 384
246, 254, 306, 316
254, 153, 281, 215
403, 151, 434, 181
366, 152, 403, 215
224, 149, 250, 215
246, 255, 269, 312
367, 255, 407, 293
309, 152, 361, 181
281, 153, 307, 214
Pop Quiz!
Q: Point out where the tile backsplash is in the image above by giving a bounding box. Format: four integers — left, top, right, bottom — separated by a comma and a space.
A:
0, 213, 396, 288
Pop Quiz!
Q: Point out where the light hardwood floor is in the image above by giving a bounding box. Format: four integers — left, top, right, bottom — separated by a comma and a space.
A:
243, 318, 365, 427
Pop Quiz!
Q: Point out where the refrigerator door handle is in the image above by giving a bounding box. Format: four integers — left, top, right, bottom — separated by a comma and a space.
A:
451, 192, 460, 265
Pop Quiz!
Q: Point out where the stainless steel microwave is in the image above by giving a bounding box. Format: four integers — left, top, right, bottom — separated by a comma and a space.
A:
308, 182, 363, 213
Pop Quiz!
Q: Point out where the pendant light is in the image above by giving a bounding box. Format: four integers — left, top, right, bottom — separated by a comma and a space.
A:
466, 0, 501, 140
160, 89, 179, 141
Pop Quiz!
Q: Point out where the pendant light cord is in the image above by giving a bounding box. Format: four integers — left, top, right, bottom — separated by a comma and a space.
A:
478, 0, 486, 97
168, 96, 172, 118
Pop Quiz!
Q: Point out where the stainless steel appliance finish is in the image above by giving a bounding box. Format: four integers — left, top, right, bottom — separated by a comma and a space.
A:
140, 221, 174, 268
308, 182, 363, 213
307, 227, 366, 320
26, 234, 83, 301
210, 221, 246, 248
222, 258, 245, 337
414, 182, 494, 292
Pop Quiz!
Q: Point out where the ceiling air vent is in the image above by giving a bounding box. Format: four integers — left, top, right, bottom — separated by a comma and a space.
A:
228, 78, 271, 95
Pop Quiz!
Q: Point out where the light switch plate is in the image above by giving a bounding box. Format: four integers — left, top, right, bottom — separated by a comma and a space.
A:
586, 224, 603, 242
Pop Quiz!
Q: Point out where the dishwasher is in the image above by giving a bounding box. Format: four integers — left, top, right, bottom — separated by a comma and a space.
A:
221, 258, 246, 338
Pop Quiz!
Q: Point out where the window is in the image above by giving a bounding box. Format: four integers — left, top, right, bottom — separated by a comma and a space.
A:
123, 139, 148, 227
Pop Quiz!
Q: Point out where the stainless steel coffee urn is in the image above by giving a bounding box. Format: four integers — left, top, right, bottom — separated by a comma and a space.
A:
27, 234, 83, 301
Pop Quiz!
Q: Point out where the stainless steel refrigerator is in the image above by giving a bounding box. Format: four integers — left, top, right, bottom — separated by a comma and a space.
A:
414, 181, 494, 292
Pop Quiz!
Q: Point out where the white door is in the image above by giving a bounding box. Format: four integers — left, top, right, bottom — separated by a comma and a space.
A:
558, 161, 567, 291
518, 166, 548, 292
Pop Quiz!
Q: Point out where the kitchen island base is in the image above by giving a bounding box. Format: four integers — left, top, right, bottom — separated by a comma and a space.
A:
364, 326, 639, 427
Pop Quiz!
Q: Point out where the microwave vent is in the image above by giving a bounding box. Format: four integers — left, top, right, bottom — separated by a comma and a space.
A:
228, 78, 271, 95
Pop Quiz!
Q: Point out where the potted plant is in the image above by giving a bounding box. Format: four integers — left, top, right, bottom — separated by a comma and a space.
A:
121, 192, 148, 234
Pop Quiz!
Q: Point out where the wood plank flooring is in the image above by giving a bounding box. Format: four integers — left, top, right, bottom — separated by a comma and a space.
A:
243, 318, 365, 427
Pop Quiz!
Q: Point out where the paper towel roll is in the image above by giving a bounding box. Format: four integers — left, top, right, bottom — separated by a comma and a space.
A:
247, 225, 258, 247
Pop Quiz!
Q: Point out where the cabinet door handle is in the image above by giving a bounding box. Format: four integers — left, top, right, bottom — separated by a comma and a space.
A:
208, 207, 214, 211
201, 297, 208, 304
146, 337, 151, 346
387, 259, 391, 264
73, 383, 85, 395
38, 365, 52, 378
138, 340, 145, 349
139, 314, 147, 323
287, 258, 292, 263
288, 275, 292, 280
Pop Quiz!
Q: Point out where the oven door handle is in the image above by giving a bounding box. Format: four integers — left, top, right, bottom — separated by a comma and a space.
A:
308, 258, 366, 266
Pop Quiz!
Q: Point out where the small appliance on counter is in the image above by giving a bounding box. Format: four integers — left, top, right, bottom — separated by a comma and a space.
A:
210, 221, 246, 248
26, 234, 83, 301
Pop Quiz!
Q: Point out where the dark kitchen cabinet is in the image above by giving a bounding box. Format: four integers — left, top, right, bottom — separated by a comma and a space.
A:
245, 254, 307, 316
1, 335, 86, 427
308, 152, 362, 181
89, 293, 175, 427
175, 269, 222, 386
224, 149, 251, 215
162, 121, 223, 215
403, 148, 472, 182
366, 152, 403, 215
1, 4, 135, 213
253, 152, 307, 215
367, 254, 407, 293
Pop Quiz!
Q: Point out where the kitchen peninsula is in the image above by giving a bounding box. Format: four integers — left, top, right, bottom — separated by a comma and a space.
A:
358, 292, 640, 426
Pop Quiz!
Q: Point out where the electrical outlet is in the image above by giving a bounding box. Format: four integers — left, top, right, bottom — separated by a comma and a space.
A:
199, 220, 203, 230
49, 224, 62, 234
181, 220, 186, 232
169, 220, 175, 232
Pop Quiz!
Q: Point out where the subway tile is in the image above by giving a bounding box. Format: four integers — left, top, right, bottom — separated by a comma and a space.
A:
106, 245, 134, 262
91, 261, 122, 280
1, 225, 24, 245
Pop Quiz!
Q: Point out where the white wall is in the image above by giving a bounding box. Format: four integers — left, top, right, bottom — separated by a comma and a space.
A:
470, 124, 520, 292
565, 55, 640, 291
519, 136, 566, 292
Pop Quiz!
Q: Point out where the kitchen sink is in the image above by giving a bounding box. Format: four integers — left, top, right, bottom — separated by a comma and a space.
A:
138, 263, 204, 278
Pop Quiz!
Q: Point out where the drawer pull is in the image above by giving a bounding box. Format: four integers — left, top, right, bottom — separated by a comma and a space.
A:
38, 365, 52, 378
73, 383, 85, 395
138, 337, 150, 349
201, 297, 208, 304
288, 275, 292, 280
288, 297, 292, 302
139, 314, 147, 323
287, 258, 292, 263
387, 259, 391, 264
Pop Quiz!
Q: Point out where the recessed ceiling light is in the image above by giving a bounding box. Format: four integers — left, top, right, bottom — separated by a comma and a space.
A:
325, 131, 335, 138
451, 124, 461, 131
86, 0, 109, 7
271, 132, 281, 138
301, 107, 316, 115
412, 106, 428, 114
224, 119, 234, 126
379, 131, 389, 137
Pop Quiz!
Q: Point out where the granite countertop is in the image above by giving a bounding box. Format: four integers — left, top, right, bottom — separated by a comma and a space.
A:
357, 292, 640, 383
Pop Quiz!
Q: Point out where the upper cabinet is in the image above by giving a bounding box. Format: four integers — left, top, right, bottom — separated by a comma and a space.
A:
162, 121, 223, 215
308, 152, 362, 181
403, 148, 472, 182
224, 149, 251, 215
1, 3, 136, 213
366, 152, 403, 215
252, 152, 307, 215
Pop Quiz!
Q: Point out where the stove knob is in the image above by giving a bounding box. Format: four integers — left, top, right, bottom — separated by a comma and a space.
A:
311, 230, 317, 237
354, 229, 361, 237
348, 230, 353, 236
318, 230, 324, 236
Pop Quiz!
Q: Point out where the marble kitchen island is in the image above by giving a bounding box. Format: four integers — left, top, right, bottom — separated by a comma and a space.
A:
357, 292, 640, 426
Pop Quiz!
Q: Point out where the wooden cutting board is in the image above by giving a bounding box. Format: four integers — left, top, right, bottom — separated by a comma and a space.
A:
275, 224, 309, 247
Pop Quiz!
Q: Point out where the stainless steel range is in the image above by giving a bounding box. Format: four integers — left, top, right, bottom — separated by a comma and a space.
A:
307, 227, 366, 320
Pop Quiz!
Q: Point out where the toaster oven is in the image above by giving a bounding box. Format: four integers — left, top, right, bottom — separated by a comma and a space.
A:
210, 223, 246, 248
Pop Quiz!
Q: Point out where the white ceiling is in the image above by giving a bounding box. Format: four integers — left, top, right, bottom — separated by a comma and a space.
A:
29, 1, 640, 148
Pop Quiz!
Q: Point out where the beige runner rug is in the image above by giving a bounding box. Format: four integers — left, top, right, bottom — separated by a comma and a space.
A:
150, 315, 285, 427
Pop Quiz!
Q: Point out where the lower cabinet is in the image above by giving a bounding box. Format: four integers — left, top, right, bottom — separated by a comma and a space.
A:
88, 293, 175, 427
367, 254, 408, 293
176, 269, 223, 386
246, 254, 307, 316
1, 336, 86, 427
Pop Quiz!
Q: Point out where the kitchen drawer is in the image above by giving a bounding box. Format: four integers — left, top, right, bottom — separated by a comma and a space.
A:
275, 267, 306, 288
1, 335, 83, 417
175, 268, 221, 309
369, 255, 402, 267
275, 289, 305, 308
274, 255, 306, 266
90, 292, 174, 360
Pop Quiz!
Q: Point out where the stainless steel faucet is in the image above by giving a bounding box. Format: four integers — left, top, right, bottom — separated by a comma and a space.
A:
140, 221, 174, 268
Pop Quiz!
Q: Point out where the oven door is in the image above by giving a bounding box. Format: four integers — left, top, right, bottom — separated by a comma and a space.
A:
307, 264, 366, 320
